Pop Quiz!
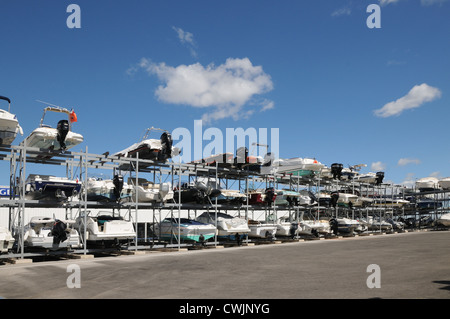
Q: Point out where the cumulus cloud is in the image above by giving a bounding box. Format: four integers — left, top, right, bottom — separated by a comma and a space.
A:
374, 83, 442, 118
371, 161, 386, 171
136, 57, 274, 122
172, 26, 197, 58
398, 158, 421, 166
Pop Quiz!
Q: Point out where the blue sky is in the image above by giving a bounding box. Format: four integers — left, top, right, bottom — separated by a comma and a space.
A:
0, 0, 449, 186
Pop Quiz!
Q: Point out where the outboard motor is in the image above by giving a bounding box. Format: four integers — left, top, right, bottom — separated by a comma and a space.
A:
329, 218, 339, 235
51, 220, 68, 244
331, 163, 343, 180
264, 187, 275, 205
330, 191, 339, 208
376, 171, 384, 185
159, 132, 173, 161
56, 120, 70, 150
112, 174, 124, 201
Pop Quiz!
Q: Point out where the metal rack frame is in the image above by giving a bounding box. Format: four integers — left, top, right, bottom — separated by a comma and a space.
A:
1, 143, 449, 261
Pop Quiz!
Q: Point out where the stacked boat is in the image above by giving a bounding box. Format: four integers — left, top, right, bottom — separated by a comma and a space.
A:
22, 106, 83, 157
154, 218, 217, 243
74, 211, 136, 247
0, 96, 23, 145
22, 217, 81, 250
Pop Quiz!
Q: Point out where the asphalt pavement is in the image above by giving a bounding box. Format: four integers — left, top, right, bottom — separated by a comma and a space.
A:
1, 230, 449, 300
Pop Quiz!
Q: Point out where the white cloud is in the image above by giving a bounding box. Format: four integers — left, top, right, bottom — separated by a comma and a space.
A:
379, 0, 447, 6
172, 26, 197, 58
401, 172, 415, 187
371, 161, 386, 171
430, 171, 441, 178
379, 0, 401, 6
398, 158, 421, 166
421, 0, 448, 6
260, 99, 275, 111
137, 57, 274, 123
331, 7, 351, 16
374, 83, 442, 118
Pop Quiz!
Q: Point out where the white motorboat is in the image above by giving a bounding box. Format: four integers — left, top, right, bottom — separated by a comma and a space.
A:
329, 191, 358, 208
329, 217, 361, 235
215, 188, 247, 204
114, 127, 180, 164
0, 96, 23, 145
268, 216, 301, 237
74, 211, 136, 247
195, 212, 250, 240
360, 216, 393, 231
22, 216, 80, 250
435, 213, 450, 227
272, 157, 324, 177
247, 219, 278, 239
274, 189, 301, 206
197, 177, 246, 204
128, 178, 173, 203
338, 188, 373, 208
25, 174, 81, 201
416, 177, 440, 192
438, 177, 450, 190
0, 226, 15, 253
22, 106, 83, 156
86, 175, 133, 202
262, 213, 302, 237
154, 218, 217, 243
371, 197, 410, 208
298, 218, 331, 237
352, 172, 384, 184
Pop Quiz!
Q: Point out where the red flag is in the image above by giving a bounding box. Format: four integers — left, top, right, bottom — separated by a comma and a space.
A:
70, 110, 78, 123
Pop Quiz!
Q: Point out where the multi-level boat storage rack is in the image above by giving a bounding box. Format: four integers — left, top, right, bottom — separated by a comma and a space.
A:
0, 143, 449, 261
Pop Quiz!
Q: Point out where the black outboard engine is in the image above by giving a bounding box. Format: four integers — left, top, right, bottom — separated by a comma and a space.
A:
51, 220, 68, 244
264, 187, 275, 205
112, 174, 124, 201
330, 191, 339, 208
331, 163, 343, 180
159, 132, 173, 161
57, 120, 70, 150
376, 172, 384, 185
329, 218, 339, 235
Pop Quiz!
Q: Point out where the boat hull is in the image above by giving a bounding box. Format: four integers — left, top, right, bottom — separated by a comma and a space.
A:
155, 219, 217, 242
436, 213, 450, 227
25, 175, 81, 200
248, 222, 278, 238
0, 227, 15, 253
24, 127, 83, 152
0, 112, 22, 145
